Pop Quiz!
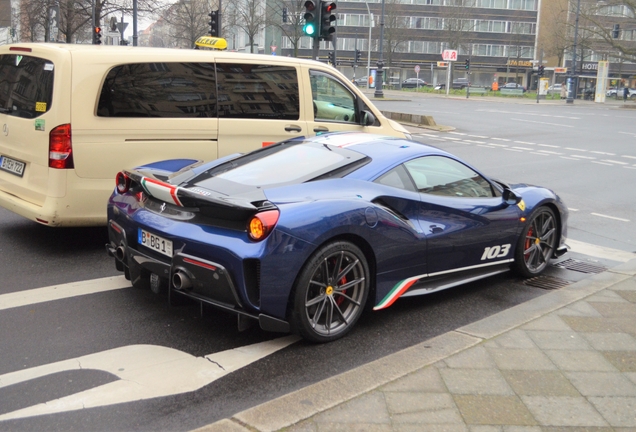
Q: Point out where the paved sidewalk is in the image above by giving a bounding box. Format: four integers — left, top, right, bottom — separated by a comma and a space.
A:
197, 258, 636, 432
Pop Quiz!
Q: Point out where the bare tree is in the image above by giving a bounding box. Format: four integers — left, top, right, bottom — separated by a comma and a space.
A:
381, 0, 411, 68
440, 0, 477, 53
228, 0, 267, 53
575, 0, 636, 61
540, 0, 570, 66
266, 0, 306, 57
160, 0, 212, 48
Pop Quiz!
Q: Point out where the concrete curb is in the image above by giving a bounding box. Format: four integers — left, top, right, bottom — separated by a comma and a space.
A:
193, 258, 636, 432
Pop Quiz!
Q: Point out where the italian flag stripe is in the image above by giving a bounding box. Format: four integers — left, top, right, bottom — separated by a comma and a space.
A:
141, 177, 183, 207
373, 275, 423, 311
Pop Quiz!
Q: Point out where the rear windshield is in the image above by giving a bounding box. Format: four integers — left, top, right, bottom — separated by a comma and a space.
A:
0, 54, 54, 119
192, 141, 369, 189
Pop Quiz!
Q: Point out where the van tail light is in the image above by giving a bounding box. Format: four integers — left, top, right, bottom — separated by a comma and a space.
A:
49, 124, 74, 169
116, 172, 131, 194
248, 210, 279, 241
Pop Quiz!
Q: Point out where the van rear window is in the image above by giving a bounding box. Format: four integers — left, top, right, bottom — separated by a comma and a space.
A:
97, 62, 299, 120
0, 55, 54, 119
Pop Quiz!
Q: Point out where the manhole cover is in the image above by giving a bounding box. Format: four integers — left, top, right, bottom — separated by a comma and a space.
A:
524, 275, 571, 290
553, 258, 607, 274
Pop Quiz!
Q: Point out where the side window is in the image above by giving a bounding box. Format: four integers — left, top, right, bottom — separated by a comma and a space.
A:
309, 70, 357, 123
215, 63, 299, 120
404, 156, 495, 198
97, 62, 217, 118
374, 165, 416, 192
0, 55, 54, 119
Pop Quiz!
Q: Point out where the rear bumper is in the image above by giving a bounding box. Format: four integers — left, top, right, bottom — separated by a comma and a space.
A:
106, 220, 290, 333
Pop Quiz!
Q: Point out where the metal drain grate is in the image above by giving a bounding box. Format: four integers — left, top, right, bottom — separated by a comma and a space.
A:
553, 258, 607, 274
524, 275, 571, 290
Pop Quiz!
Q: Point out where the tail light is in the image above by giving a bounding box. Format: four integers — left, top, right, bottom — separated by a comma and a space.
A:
49, 124, 74, 169
248, 210, 279, 241
116, 172, 131, 194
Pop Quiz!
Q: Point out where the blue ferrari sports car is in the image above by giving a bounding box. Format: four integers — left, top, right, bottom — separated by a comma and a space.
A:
107, 132, 568, 342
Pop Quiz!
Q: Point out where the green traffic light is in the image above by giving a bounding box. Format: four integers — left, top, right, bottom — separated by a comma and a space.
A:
303, 23, 316, 36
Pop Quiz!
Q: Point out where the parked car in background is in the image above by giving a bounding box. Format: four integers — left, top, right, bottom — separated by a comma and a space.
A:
353, 76, 369, 87
402, 78, 427, 88
607, 87, 636, 98
500, 82, 526, 92
434, 78, 470, 90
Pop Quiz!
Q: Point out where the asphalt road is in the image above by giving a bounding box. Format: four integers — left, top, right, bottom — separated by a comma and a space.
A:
1, 95, 635, 431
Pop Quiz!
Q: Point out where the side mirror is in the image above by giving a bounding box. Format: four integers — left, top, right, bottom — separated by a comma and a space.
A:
361, 110, 376, 126
503, 188, 522, 205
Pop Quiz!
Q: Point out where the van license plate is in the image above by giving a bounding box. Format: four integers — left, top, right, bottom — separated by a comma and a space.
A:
138, 229, 173, 257
0, 155, 25, 177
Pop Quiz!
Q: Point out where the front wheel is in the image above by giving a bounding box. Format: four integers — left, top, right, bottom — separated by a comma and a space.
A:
513, 207, 557, 278
291, 241, 370, 343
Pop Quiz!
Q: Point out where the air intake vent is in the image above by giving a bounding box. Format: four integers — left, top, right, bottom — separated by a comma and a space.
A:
553, 258, 607, 274
524, 275, 571, 290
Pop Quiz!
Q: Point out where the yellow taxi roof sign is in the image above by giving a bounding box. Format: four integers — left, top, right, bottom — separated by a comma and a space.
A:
194, 36, 228, 50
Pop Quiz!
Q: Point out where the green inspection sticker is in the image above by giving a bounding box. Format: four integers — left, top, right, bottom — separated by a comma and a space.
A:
35, 119, 45, 131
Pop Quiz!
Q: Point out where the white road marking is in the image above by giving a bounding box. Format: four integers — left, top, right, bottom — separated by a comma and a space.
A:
512, 146, 533, 151
590, 151, 616, 156
559, 156, 579, 160
622, 155, 636, 160
591, 213, 630, 222
591, 161, 614, 166
568, 239, 635, 263
504, 148, 523, 152
0, 276, 130, 311
0, 336, 300, 421
491, 138, 510, 141
566, 147, 587, 152
569, 155, 596, 160
538, 150, 562, 155
510, 118, 574, 128
602, 159, 629, 165
537, 144, 560, 148
468, 135, 489, 139
514, 141, 535, 145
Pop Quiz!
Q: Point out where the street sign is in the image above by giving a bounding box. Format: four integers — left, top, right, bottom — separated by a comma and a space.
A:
414, 65, 420, 73
437, 61, 449, 67
554, 67, 567, 73
442, 50, 457, 61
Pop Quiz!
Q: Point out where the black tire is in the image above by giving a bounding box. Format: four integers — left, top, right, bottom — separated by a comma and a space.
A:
291, 241, 370, 343
513, 206, 557, 278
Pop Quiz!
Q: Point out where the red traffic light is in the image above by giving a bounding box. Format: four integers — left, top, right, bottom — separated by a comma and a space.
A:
324, 2, 336, 12
95, 26, 101, 33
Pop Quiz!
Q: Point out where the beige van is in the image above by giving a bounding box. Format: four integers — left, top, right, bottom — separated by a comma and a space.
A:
0, 43, 410, 227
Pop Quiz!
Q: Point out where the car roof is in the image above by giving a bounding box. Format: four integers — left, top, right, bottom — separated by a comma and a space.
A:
304, 132, 452, 178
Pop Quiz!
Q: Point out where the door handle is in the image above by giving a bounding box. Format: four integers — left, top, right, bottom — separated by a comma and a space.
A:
430, 225, 443, 234
314, 126, 329, 133
285, 125, 302, 132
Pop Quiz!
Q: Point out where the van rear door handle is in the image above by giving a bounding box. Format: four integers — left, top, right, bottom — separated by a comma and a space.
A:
314, 126, 329, 133
285, 125, 302, 132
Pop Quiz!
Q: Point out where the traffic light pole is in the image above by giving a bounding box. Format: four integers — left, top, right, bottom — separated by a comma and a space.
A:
536, 49, 543, 104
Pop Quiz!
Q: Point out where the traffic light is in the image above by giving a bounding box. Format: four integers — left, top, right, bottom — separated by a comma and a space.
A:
94, 26, 102, 45
465, 59, 470, 70
208, 10, 219, 37
303, 0, 318, 37
328, 51, 336, 65
355, 49, 361, 64
612, 24, 620, 39
282, 7, 288, 23
320, 1, 337, 41
538, 65, 545, 77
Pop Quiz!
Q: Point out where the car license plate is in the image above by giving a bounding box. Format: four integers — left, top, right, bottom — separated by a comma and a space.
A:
138, 229, 173, 257
0, 155, 25, 177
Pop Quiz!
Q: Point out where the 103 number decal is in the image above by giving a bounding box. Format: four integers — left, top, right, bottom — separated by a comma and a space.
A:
481, 244, 511, 260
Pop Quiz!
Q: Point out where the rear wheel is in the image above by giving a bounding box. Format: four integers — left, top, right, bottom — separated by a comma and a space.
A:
513, 207, 557, 278
291, 241, 369, 343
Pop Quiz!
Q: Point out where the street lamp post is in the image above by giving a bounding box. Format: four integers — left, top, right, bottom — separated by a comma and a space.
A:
566, 0, 581, 104
374, 0, 386, 98
364, 2, 373, 88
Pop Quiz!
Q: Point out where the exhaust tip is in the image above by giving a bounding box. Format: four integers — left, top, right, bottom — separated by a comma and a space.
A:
172, 271, 192, 290
115, 246, 126, 262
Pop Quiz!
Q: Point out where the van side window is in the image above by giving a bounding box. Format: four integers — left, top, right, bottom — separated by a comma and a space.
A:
215, 63, 299, 120
97, 62, 217, 118
0, 55, 54, 119
309, 70, 357, 124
